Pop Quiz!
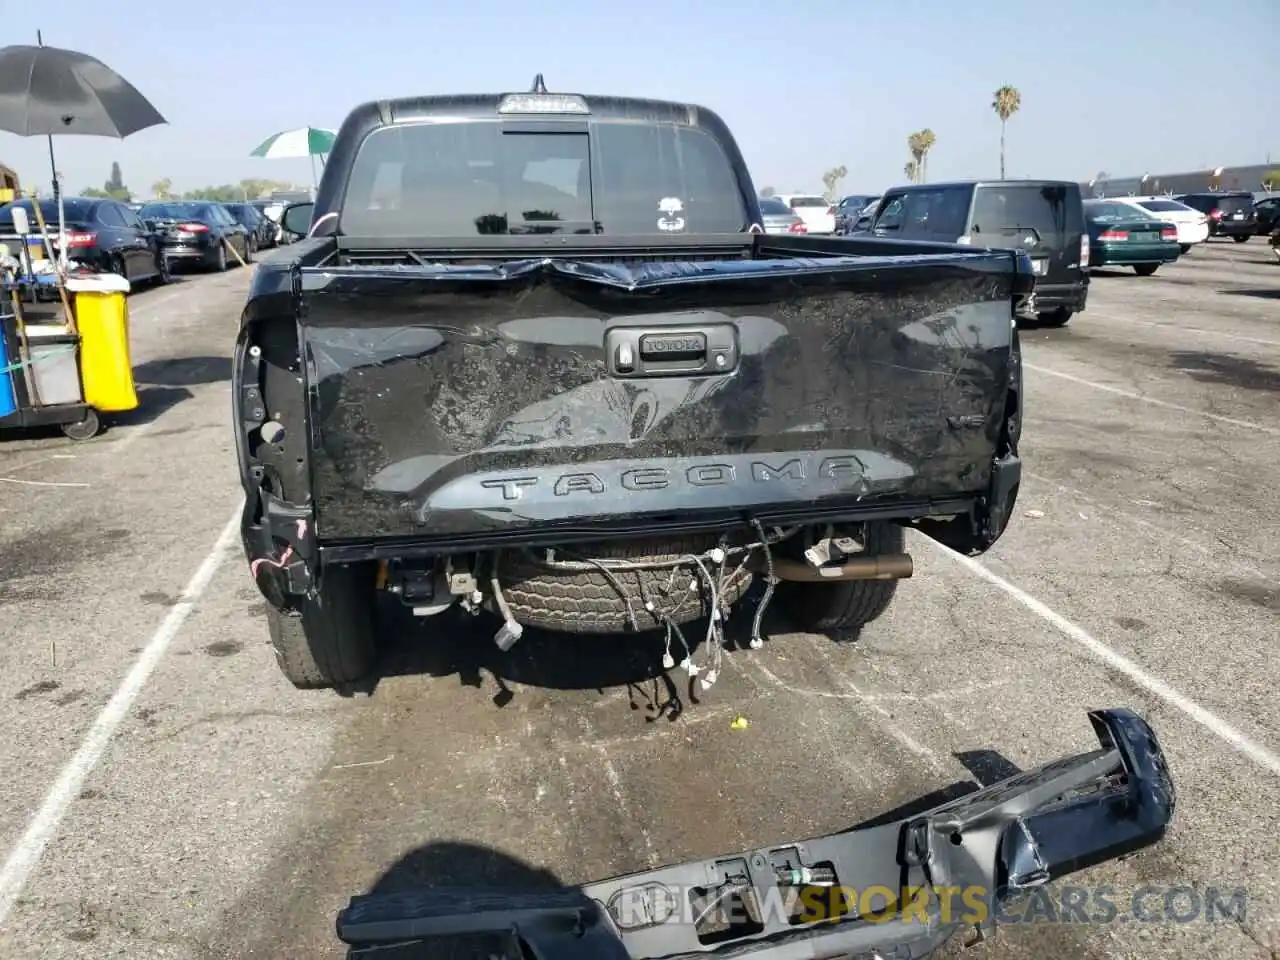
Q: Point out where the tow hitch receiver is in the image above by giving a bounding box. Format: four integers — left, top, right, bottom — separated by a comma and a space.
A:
337, 708, 1174, 959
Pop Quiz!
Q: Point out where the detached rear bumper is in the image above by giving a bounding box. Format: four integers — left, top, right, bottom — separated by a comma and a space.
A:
337, 708, 1174, 960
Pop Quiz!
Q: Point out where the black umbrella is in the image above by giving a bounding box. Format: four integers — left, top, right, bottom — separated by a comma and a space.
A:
0, 42, 166, 139
0, 34, 165, 268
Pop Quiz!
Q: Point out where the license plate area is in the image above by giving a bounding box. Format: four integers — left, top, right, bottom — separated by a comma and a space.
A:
1133, 232, 1158, 242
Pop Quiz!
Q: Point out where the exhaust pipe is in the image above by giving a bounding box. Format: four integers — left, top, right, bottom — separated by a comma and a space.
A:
751, 553, 914, 582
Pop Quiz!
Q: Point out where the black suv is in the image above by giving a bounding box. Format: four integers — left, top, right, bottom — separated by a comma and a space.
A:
863, 179, 1088, 326
1253, 195, 1280, 236
1174, 192, 1256, 241
833, 194, 877, 234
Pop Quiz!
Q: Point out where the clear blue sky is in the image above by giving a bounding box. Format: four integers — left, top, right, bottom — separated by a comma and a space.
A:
4, 0, 1278, 197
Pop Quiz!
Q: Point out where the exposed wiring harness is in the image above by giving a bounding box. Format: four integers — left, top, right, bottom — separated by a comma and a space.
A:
489, 524, 796, 685
518, 527, 800, 573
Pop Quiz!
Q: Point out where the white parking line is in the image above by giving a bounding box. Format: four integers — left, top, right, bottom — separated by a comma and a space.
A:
1024, 362, 1280, 436
1094, 314, 1280, 348
0, 504, 242, 926
931, 539, 1280, 779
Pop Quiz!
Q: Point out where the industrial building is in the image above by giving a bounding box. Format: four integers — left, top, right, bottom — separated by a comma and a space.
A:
1081, 162, 1279, 198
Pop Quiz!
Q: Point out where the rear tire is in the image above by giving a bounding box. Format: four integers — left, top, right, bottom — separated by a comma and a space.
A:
1040, 307, 1073, 327
1233, 235, 1250, 243
213, 242, 228, 272
266, 563, 377, 689
1133, 264, 1159, 276
775, 522, 904, 634
1179, 244, 1192, 254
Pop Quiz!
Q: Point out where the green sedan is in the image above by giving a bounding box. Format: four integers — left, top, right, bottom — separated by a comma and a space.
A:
1084, 200, 1182, 276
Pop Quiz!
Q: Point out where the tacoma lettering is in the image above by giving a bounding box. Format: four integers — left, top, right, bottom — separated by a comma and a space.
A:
751, 459, 805, 482
479, 455, 877, 503
553, 473, 606, 497
687, 464, 734, 486
480, 477, 537, 501
819, 456, 865, 479
621, 467, 670, 491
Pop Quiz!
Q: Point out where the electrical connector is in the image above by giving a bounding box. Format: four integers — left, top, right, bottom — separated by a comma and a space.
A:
709, 547, 726, 565
494, 620, 523, 652
749, 636, 764, 650
662, 652, 675, 670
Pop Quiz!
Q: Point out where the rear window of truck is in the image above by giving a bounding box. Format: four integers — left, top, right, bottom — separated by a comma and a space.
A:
339, 120, 748, 236
970, 183, 1082, 237
1214, 195, 1255, 216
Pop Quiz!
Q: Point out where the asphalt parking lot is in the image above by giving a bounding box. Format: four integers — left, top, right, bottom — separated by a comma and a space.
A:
0, 239, 1277, 960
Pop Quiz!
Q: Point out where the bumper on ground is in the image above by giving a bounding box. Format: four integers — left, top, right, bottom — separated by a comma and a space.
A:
336, 708, 1174, 960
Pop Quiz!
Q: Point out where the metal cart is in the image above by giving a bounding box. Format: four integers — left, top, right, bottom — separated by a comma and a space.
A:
0, 277, 100, 441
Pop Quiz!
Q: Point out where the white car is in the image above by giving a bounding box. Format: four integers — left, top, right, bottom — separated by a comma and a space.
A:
1111, 196, 1209, 253
775, 193, 835, 235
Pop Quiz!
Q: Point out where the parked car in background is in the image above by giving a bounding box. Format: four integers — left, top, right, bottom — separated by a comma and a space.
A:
1108, 196, 1209, 253
757, 196, 807, 234
1083, 200, 1180, 275
775, 193, 835, 234
0, 196, 168, 287
864, 179, 1088, 326
252, 199, 286, 243
842, 196, 881, 234
138, 200, 251, 272
833, 194, 876, 234
1173, 191, 1256, 241
1253, 195, 1280, 236
223, 202, 276, 253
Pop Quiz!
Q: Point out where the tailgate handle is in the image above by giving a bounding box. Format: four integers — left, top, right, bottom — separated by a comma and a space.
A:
607, 325, 737, 378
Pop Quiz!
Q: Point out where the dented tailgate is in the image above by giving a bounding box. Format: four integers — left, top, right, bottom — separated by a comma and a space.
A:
299, 252, 1022, 542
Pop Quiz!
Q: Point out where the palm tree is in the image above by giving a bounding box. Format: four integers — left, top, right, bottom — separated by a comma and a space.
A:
822, 165, 848, 202
992, 85, 1021, 179
917, 129, 936, 182
903, 160, 918, 182
907, 132, 925, 183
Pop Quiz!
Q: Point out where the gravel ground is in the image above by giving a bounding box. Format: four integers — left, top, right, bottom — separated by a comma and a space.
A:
0, 239, 1276, 960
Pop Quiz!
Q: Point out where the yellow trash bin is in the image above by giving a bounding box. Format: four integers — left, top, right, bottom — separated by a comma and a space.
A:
66, 274, 138, 413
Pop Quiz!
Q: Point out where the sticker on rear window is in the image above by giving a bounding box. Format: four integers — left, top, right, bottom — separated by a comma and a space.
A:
657, 197, 686, 232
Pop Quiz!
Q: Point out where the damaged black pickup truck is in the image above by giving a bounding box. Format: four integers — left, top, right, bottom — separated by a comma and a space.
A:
234, 77, 1028, 689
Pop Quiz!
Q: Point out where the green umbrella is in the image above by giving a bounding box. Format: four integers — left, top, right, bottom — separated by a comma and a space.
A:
250, 126, 336, 187
249, 126, 335, 159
